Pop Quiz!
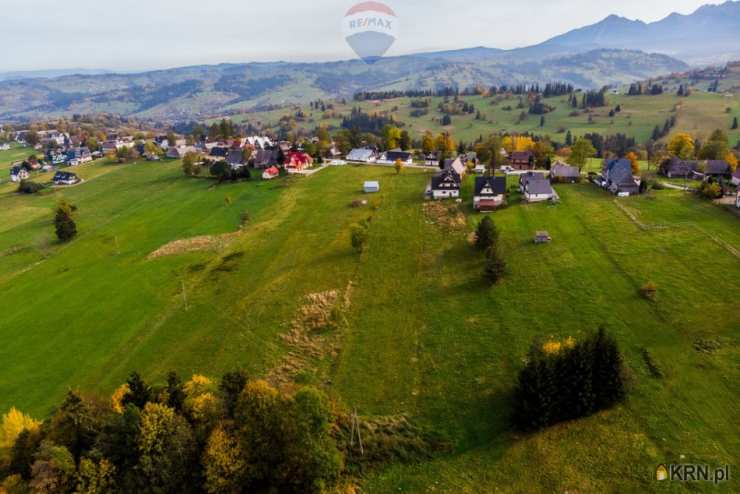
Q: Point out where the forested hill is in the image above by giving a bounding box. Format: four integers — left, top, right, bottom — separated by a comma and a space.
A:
0, 49, 686, 123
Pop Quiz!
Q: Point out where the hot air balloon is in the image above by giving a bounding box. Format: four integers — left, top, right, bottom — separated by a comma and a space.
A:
342, 1, 399, 64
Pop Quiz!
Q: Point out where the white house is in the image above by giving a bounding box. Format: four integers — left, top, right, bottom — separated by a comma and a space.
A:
736, 190, 740, 209
473, 176, 506, 211
0, 143, 10, 151
379, 149, 413, 165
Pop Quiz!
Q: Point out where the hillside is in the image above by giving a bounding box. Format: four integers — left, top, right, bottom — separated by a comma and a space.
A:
0, 155, 738, 492
225, 91, 740, 145
0, 50, 686, 123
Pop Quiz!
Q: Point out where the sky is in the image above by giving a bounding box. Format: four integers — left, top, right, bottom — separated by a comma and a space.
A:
0, 0, 727, 72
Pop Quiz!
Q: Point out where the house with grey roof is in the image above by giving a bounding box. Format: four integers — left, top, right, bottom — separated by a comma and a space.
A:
550, 162, 581, 183
347, 148, 377, 163
704, 160, 731, 180
523, 176, 555, 203
661, 158, 699, 179
602, 159, 639, 196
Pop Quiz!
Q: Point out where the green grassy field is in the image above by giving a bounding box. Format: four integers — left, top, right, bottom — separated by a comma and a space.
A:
0, 158, 738, 492
222, 92, 740, 145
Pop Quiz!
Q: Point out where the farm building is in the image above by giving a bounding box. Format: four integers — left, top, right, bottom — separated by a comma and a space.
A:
473, 176, 506, 211
167, 146, 197, 159
602, 159, 639, 196
53, 171, 80, 186
430, 168, 461, 200
661, 158, 699, 179
732, 167, 740, 186
550, 162, 581, 183
364, 181, 380, 193
736, 191, 740, 208
510, 151, 535, 170
346, 148, 377, 163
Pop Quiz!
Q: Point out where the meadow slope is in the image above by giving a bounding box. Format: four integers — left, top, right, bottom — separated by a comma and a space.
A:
0, 159, 738, 492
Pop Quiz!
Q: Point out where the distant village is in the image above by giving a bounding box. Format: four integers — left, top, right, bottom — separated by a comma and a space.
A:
5, 121, 740, 211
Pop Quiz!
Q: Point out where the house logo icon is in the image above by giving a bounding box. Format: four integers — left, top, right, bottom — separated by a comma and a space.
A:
656, 464, 669, 481
342, 1, 399, 64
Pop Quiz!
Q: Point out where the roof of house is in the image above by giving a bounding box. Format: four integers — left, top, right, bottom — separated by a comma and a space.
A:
431, 168, 461, 190
54, 171, 78, 180
384, 149, 412, 161
550, 162, 580, 177
733, 167, 740, 180
347, 148, 375, 161
510, 151, 533, 162
519, 171, 546, 185
604, 159, 634, 185
705, 160, 730, 175
665, 158, 699, 175
227, 149, 244, 165
474, 176, 506, 196
444, 157, 466, 176
252, 148, 277, 166
527, 180, 554, 195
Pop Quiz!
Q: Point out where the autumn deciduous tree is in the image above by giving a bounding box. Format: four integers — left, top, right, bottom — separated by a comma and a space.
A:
668, 133, 695, 159
202, 426, 246, 494
135, 403, 196, 492
570, 138, 597, 170
0, 408, 40, 449
626, 151, 640, 175
394, 159, 404, 175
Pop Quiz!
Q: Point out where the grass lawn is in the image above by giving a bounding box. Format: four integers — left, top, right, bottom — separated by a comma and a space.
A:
0, 162, 737, 492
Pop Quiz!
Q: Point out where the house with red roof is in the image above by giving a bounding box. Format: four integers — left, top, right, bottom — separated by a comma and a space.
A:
286, 151, 313, 172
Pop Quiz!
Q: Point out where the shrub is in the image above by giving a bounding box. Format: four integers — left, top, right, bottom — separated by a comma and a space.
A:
350, 219, 371, 253
17, 180, 44, 194
54, 200, 77, 242
698, 181, 722, 199
512, 328, 626, 431
640, 281, 657, 300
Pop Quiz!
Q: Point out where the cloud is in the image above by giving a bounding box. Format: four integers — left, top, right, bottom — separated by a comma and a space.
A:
0, 0, 722, 71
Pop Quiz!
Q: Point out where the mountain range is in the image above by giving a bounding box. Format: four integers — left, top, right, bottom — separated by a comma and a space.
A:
1, 1, 738, 123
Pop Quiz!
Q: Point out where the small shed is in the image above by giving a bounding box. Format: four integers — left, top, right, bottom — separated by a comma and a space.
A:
534, 231, 552, 244
363, 181, 380, 193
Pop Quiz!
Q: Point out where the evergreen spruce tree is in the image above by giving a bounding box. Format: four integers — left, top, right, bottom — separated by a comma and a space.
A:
475, 217, 498, 251
165, 371, 186, 413
592, 327, 625, 409
732, 117, 738, 130
123, 372, 152, 409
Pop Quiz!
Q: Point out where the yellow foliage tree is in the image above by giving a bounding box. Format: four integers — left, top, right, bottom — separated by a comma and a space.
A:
110, 384, 130, 414
202, 426, 246, 494
668, 133, 695, 159
394, 159, 404, 175
512, 136, 535, 152
725, 151, 738, 171
626, 151, 640, 175
0, 407, 40, 449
